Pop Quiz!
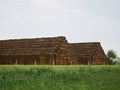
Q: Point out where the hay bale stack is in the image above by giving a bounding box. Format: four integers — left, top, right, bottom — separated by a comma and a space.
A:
0, 36, 108, 65
70, 42, 108, 65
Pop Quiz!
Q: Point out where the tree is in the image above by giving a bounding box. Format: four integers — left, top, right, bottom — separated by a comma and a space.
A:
106, 49, 117, 65
115, 57, 120, 65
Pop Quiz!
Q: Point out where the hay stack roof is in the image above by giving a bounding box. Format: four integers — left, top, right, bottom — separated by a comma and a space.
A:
70, 42, 101, 55
0, 36, 68, 55
70, 42, 106, 61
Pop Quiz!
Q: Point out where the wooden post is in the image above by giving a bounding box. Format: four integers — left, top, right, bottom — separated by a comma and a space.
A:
53, 53, 56, 65
103, 61, 105, 65
53, 60, 55, 65
16, 59, 17, 65
88, 61, 90, 65
34, 60, 36, 65
71, 60, 72, 65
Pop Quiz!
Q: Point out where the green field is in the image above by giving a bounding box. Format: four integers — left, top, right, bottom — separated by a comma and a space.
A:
0, 65, 120, 90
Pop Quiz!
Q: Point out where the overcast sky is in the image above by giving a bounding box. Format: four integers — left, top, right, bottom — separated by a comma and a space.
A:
0, 0, 120, 56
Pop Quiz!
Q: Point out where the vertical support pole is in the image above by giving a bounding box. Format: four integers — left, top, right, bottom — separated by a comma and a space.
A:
16, 59, 17, 65
103, 61, 105, 65
71, 60, 72, 65
53, 60, 55, 65
53, 53, 56, 65
34, 60, 36, 65
88, 61, 90, 65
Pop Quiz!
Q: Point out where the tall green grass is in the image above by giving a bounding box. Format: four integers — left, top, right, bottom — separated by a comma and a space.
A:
0, 65, 120, 90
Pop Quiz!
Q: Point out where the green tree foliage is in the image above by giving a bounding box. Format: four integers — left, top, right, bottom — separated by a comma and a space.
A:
115, 57, 120, 65
106, 49, 117, 65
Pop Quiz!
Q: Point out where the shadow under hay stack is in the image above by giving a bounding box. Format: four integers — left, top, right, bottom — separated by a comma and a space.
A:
0, 36, 108, 65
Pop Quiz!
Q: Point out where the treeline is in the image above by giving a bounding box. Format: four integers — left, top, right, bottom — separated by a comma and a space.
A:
106, 49, 120, 65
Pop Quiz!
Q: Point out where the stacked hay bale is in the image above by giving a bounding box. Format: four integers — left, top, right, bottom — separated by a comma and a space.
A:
70, 42, 108, 65
0, 36, 72, 65
0, 36, 108, 65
